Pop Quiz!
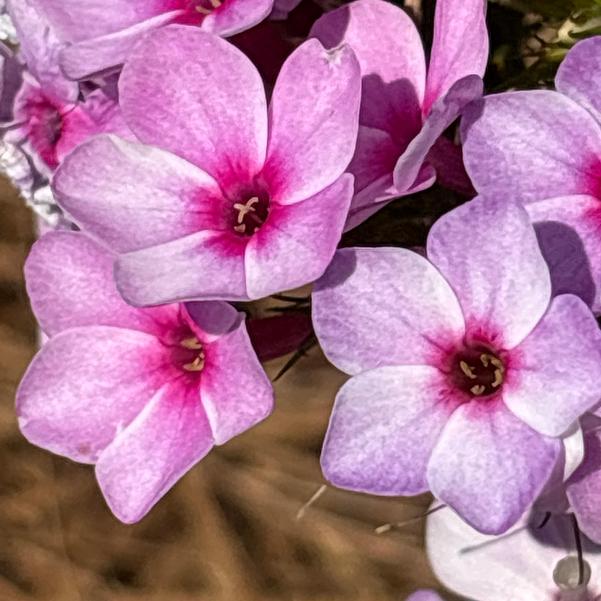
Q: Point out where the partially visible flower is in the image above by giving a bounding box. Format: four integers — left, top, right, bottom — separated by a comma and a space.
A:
17, 231, 273, 523
270, 0, 302, 20
406, 591, 445, 601
53, 27, 361, 304
427, 503, 601, 601
462, 35, 601, 312
0, 0, 17, 45
8, 0, 277, 82
310, 0, 488, 228
312, 196, 601, 534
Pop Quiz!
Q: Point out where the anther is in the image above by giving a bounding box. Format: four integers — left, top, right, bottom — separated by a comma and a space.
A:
195, 4, 211, 13
183, 353, 205, 372
181, 337, 203, 350
210, 0, 222, 7
470, 384, 486, 396
459, 361, 477, 379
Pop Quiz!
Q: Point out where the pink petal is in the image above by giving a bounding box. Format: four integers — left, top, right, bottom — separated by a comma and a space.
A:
199, 317, 273, 444
54, 135, 226, 253
7, 0, 77, 102
183, 301, 241, 343
312, 247, 464, 375
25, 231, 178, 337
96, 380, 214, 523
310, 0, 425, 144
407, 592, 445, 601
504, 294, 601, 437
119, 26, 267, 187
245, 174, 353, 299
461, 91, 601, 201
556, 37, 601, 124
393, 75, 483, 192
202, 0, 274, 36
527, 194, 601, 311
262, 39, 361, 205
567, 415, 601, 544
116, 231, 248, 305
60, 11, 183, 81
321, 366, 460, 495
424, 0, 488, 115
426, 504, 585, 601
16, 326, 171, 464
23, 0, 177, 41
427, 197, 551, 349
427, 399, 560, 534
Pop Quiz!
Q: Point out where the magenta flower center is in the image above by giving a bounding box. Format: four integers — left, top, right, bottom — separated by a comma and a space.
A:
21, 93, 63, 169
232, 192, 270, 236
169, 335, 206, 373
452, 348, 505, 397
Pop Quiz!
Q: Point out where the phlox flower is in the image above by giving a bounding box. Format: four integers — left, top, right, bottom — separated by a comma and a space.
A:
462, 35, 601, 312
310, 0, 488, 228
8, 0, 279, 82
312, 196, 601, 534
54, 27, 361, 305
427, 503, 601, 601
16, 231, 273, 523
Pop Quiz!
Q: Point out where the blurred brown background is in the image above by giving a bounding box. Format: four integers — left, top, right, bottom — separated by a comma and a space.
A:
0, 179, 441, 601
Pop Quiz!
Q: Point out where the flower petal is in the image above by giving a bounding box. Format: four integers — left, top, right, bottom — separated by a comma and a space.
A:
16, 326, 169, 464
119, 25, 267, 185
60, 11, 183, 80
321, 365, 460, 495
393, 75, 483, 192
407, 592, 445, 601
504, 294, 601, 437
310, 0, 425, 143
556, 37, 601, 124
262, 39, 361, 204
245, 174, 353, 299
461, 90, 601, 200
25, 231, 177, 337
566, 415, 601, 544
312, 247, 464, 375
116, 231, 248, 305
426, 196, 551, 349
202, 0, 274, 37
427, 399, 560, 534
96, 380, 214, 524
424, 0, 488, 114
426, 503, 582, 601
199, 317, 273, 444
54, 134, 226, 253
527, 194, 601, 311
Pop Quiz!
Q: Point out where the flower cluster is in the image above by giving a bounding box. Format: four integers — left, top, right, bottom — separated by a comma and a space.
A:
7, 0, 601, 597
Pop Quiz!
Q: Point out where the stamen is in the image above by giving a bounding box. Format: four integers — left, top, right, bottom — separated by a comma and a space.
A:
470, 384, 486, 396
209, 0, 222, 7
183, 353, 205, 372
195, 4, 211, 13
459, 361, 477, 379
491, 368, 503, 388
233, 196, 260, 224
234, 224, 246, 234
181, 336, 203, 350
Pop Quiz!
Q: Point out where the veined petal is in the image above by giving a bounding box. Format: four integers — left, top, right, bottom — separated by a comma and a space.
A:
321, 366, 460, 495
427, 197, 551, 349
54, 134, 226, 253
504, 295, 601, 437
120, 26, 268, 186
262, 39, 361, 205
427, 399, 560, 534
313, 247, 464, 375
16, 326, 170, 464
96, 379, 214, 523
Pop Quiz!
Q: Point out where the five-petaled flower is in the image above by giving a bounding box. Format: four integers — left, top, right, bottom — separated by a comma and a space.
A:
53, 26, 361, 305
16, 231, 273, 523
312, 196, 601, 534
